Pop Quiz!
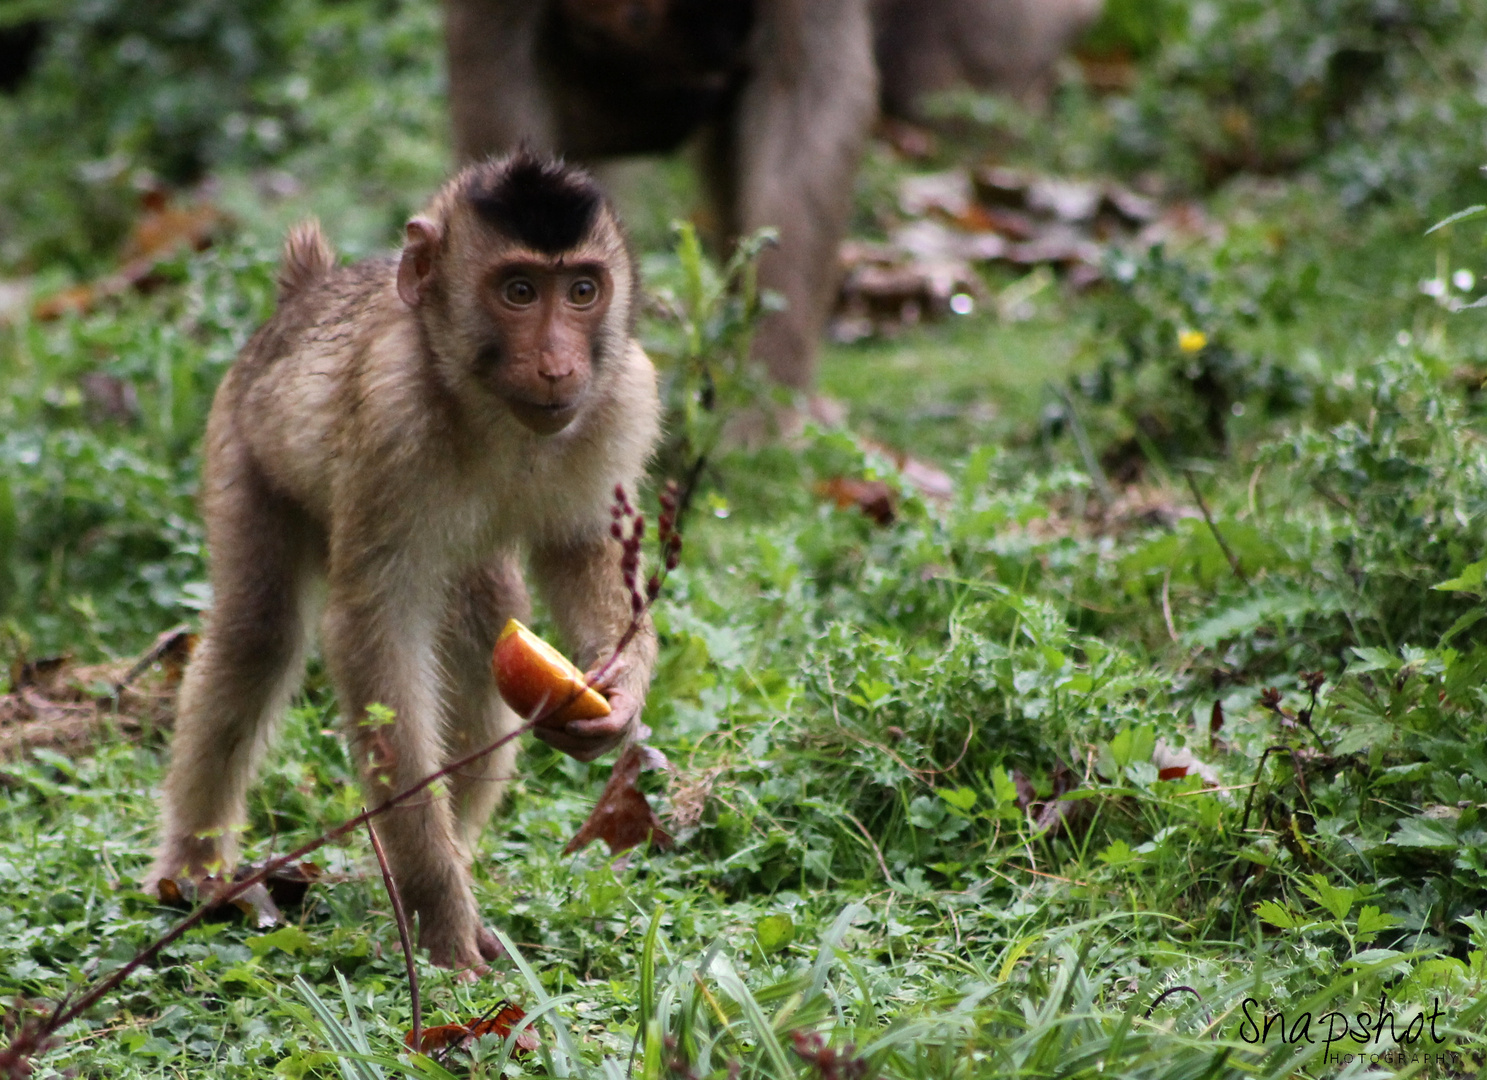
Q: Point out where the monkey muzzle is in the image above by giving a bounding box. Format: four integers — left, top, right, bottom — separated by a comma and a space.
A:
507, 397, 581, 435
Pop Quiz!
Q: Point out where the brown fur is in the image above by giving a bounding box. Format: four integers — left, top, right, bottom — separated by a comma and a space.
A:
147, 153, 661, 970
277, 219, 337, 302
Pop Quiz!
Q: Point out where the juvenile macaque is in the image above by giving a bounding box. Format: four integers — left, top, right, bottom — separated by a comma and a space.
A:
146, 152, 660, 969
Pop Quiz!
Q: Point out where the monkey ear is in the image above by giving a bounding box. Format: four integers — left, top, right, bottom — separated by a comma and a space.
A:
397, 217, 441, 308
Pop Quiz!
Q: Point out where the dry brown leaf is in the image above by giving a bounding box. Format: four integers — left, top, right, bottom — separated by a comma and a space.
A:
33, 195, 224, 321
0, 628, 195, 760
150, 859, 322, 927
564, 743, 674, 856
815, 477, 896, 526
1076, 51, 1137, 93
836, 163, 1192, 340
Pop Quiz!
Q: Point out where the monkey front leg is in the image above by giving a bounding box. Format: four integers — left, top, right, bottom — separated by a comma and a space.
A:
321, 584, 498, 969
529, 530, 658, 761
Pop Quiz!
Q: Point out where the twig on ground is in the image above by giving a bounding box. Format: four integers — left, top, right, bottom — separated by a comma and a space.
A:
841, 810, 893, 882
1183, 469, 1246, 583
366, 819, 420, 1055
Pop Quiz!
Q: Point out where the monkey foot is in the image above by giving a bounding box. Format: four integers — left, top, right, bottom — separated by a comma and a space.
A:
421, 922, 507, 973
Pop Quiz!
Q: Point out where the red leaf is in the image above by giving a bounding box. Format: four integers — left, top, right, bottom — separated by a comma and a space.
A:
406, 1001, 538, 1055
1157, 766, 1189, 781
470, 1002, 540, 1052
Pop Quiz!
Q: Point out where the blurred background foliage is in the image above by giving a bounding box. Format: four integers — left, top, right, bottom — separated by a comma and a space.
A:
4, 0, 1487, 1075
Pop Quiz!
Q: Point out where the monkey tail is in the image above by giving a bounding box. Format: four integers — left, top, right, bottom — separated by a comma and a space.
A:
277, 219, 336, 302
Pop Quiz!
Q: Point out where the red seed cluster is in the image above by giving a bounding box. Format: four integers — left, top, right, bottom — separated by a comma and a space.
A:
608, 481, 686, 616
790, 1031, 867, 1080
657, 479, 683, 572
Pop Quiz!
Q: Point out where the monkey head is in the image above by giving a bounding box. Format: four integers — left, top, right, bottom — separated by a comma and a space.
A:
396, 153, 636, 436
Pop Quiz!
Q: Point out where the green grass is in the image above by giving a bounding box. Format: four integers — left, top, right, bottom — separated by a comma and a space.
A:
5, 1, 1487, 1076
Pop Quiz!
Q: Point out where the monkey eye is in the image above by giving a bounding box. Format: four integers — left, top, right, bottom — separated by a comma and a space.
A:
503, 278, 538, 306
568, 278, 599, 307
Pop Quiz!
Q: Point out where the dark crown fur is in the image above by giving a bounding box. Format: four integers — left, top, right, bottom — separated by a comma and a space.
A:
466, 152, 603, 255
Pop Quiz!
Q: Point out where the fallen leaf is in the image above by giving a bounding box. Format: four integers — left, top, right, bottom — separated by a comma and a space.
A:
121, 195, 222, 264
564, 743, 674, 856
835, 164, 1193, 340
33, 193, 224, 321
227, 882, 282, 929
1152, 738, 1219, 785
1075, 49, 1137, 93
877, 116, 937, 160
259, 860, 323, 909
406, 1000, 539, 1055
150, 859, 322, 927
815, 477, 896, 525
1, 628, 195, 761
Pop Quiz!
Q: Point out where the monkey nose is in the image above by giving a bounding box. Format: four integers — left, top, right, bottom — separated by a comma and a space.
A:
538, 363, 575, 386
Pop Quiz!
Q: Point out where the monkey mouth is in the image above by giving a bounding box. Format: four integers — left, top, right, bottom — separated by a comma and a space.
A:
507, 398, 580, 435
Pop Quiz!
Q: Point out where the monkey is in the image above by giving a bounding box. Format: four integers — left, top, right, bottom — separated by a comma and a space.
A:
442, 0, 1101, 393
145, 151, 661, 970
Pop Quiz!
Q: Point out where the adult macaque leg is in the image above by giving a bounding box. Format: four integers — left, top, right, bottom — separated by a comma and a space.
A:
444, 0, 556, 161
726, 0, 878, 388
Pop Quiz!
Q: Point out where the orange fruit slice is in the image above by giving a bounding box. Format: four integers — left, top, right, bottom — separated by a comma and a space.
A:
491, 618, 611, 725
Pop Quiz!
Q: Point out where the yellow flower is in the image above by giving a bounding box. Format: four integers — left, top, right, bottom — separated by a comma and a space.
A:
1178, 329, 1208, 353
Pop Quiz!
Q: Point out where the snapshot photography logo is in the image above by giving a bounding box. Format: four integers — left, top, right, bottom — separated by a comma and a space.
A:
1235, 990, 1462, 1070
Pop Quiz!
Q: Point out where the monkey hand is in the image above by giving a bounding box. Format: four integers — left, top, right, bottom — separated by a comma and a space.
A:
532, 666, 640, 762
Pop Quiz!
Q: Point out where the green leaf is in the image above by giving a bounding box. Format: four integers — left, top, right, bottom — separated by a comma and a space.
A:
1355, 905, 1402, 938
1299, 874, 1358, 922
755, 913, 795, 954
1433, 558, 1487, 597
1426, 205, 1487, 234
1441, 608, 1487, 649
1097, 839, 1138, 867
248, 926, 314, 957
1108, 723, 1156, 770
990, 767, 1020, 809
1389, 816, 1458, 849
936, 786, 977, 813
1184, 589, 1340, 648
1255, 900, 1300, 929
1348, 646, 1401, 673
